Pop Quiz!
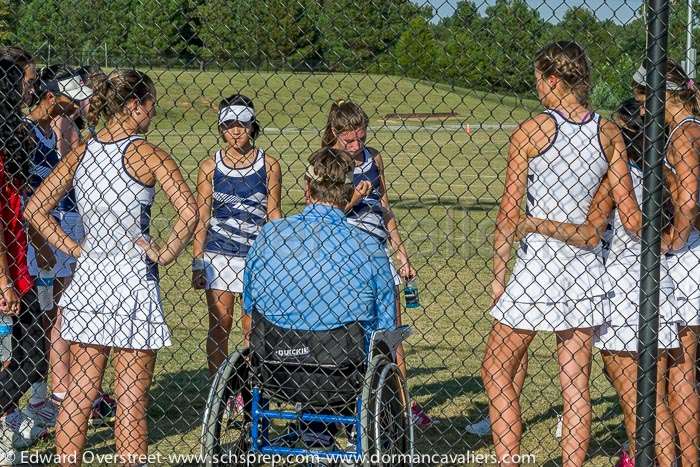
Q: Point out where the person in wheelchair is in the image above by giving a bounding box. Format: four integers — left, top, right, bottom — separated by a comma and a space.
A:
242, 146, 397, 449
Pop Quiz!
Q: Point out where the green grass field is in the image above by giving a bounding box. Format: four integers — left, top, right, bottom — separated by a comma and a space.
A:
29, 69, 626, 466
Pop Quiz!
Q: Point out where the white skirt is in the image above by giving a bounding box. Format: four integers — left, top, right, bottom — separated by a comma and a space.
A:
666, 230, 700, 326
595, 320, 680, 352
605, 253, 679, 326
58, 254, 171, 350
492, 295, 609, 331
491, 235, 609, 331
28, 211, 84, 278
203, 252, 246, 293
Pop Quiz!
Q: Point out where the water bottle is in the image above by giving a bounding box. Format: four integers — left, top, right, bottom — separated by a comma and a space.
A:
0, 314, 12, 362
404, 279, 420, 309
36, 268, 55, 312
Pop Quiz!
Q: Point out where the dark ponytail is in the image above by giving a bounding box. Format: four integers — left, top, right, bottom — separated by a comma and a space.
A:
0, 58, 32, 187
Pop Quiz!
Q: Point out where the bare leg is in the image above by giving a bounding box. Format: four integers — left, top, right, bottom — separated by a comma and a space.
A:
556, 328, 594, 467
668, 326, 700, 467
206, 289, 237, 375
113, 348, 156, 465
601, 351, 675, 466
482, 321, 535, 466
55, 343, 109, 466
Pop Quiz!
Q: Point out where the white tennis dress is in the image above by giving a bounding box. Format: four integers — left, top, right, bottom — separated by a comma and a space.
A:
665, 116, 700, 327
58, 136, 171, 350
491, 110, 610, 331
595, 162, 680, 351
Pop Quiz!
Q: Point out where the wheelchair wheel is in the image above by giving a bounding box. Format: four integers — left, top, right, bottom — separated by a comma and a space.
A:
360, 356, 413, 466
201, 348, 253, 467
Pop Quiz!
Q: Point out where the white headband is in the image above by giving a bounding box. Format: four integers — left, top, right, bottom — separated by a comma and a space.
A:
633, 65, 684, 91
219, 105, 255, 125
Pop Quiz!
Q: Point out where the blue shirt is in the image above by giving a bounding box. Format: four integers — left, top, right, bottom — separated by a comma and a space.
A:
243, 204, 396, 331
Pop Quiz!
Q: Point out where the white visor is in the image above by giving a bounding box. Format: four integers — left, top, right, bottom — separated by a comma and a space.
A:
633, 65, 683, 91
219, 105, 255, 125
47, 74, 93, 101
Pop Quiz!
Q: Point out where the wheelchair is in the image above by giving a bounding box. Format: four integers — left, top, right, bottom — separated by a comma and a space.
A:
201, 312, 414, 466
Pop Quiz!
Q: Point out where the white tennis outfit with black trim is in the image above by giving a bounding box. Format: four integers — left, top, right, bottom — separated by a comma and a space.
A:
202, 149, 268, 293
58, 136, 171, 350
594, 162, 680, 351
491, 109, 610, 331
665, 116, 700, 327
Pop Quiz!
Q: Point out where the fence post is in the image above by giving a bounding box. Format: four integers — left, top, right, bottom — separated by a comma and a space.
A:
636, 0, 669, 466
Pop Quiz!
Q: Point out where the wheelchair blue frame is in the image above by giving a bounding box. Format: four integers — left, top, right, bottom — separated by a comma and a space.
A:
250, 387, 363, 458
247, 325, 412, 461
201, 325, 413, 466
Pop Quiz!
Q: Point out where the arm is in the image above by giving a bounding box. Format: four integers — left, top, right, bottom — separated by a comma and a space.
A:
242, 227, 265, 316
491, 122, 533, 304
51, 116, 80, 157
667, 130, 700, 250
192, 158, 214, 260
601, 119, 642, 235
374, 152, 415, 281
191, 158, 214, 289
134, 141, 198, 265
265, 156, 282, 221
24, 145, 84, 257
519, 176, 615, 248
0, 196, 19, 315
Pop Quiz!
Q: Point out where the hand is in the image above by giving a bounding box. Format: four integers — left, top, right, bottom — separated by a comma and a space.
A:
491, 278, 505, 307
396, 254, 416, 282
35, 242, 56, 270
135, 236, 166, 265
192, 270, 207, 290
660, 231, 674, 254
0, 285, 20, 316
348, 180, 373, 209
515, 218, 534, 241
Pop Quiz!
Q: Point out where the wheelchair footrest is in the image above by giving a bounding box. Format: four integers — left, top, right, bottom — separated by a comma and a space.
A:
257, 408, 356, 425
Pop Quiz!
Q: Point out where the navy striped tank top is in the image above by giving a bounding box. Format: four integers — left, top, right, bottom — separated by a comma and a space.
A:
347, 148, 387, 242
204, 148, 268, 257
26, 120, 78, 213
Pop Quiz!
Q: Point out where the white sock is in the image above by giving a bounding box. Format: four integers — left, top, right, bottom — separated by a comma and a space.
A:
52, 392, 66, 401
30, 382, 48, 405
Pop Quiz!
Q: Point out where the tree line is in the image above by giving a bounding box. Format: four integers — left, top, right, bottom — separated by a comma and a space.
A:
2, 0, 698, 108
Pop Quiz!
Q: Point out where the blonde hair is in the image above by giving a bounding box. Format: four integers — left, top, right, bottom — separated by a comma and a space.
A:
87, 69, 156, 127
306, 147, 354, 206
321, 101, 369, 148
535, 41, 592, 105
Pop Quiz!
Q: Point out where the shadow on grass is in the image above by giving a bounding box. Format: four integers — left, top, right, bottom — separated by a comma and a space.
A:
393, 197, 499, 213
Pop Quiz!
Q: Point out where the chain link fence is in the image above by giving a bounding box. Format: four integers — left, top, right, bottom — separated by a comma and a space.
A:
0, 0, 698, 465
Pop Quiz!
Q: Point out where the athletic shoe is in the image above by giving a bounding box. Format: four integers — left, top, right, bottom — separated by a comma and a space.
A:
2, 410, 47, 449
616, 449, 635, 467
24, 398, 59, 428
0, 426, 18, 466
225, 393, 244, 417
89, 393, 116, 427
411, 401, 433, 429
465, 417, 491, 436
555, 414, 563, 439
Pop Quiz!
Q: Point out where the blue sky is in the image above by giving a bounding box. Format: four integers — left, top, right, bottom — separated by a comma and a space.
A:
417, 0, 644, 24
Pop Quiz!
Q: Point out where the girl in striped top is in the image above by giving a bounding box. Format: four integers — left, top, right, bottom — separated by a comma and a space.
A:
321, 101, 429, 426
192, 94, 282, 375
